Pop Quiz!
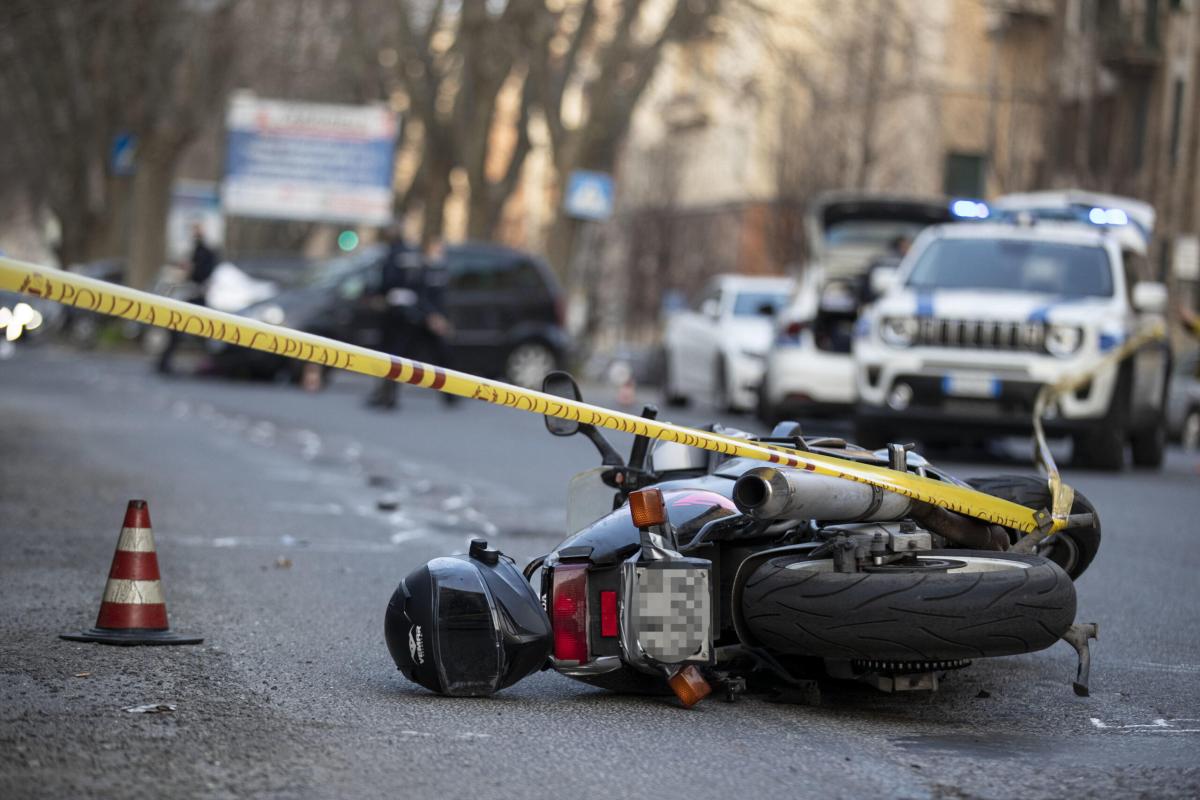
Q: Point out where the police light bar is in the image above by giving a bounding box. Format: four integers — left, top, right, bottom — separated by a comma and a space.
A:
1087, 207, 1128, 226
951, 199, 990, 219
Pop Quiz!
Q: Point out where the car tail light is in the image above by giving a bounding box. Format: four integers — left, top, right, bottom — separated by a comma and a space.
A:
775, 320, 808, 345
600, 590, 618, 637
551, 564, 588, 662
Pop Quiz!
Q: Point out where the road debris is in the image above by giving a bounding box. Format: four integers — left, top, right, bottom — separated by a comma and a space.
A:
123, 703, 176, 714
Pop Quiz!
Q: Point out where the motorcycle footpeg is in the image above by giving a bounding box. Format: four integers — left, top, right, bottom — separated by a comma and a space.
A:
1061, 622, 1098, 697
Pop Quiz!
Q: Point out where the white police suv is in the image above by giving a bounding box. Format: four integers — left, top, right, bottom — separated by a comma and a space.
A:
853, 213, 1170, 470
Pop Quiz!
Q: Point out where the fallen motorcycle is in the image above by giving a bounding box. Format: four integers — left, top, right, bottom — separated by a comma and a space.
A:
385, 372, 1101, 706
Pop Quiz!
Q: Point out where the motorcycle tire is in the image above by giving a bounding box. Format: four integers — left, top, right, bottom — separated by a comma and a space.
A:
965, 474, 1100, 580
737, 550, 1075, 662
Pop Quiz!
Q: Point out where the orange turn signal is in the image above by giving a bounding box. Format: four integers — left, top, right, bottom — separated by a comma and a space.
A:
668, 665, 712, 709
629, 488, 667, 528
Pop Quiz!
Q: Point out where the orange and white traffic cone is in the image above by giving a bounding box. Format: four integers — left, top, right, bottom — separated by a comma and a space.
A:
60, 500, 202, 646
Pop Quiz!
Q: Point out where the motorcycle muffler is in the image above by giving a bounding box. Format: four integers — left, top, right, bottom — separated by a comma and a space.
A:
732, 466, 912, 523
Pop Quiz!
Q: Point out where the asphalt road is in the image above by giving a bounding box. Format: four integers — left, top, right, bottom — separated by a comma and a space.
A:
2, 344, 1199, 799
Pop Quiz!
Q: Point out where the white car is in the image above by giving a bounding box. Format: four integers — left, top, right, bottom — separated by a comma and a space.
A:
758, 193, 955, 424
853, 217, 1170, 470
661, 275, 794, 412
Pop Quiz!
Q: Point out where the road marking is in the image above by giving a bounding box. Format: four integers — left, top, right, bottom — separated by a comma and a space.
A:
1090, 718, 1200, 733
266, 501, 345, 516
1131, 661, 1200, 675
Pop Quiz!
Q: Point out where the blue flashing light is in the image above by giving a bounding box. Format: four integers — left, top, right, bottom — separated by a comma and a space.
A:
1087, 207, 1129, 226
951, 199, 990, 219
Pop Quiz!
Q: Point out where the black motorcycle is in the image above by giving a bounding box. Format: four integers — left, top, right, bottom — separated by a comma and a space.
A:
385, 372, 1100, 706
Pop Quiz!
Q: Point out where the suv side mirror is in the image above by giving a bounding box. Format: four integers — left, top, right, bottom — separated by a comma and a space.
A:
870, 267, 898, 297
700, 298, 721, 319
1132, 281, 1167, 313
542, 371, 582, 436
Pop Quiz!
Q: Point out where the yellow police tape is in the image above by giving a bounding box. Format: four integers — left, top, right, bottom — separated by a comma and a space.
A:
1027, 321, 1168, 542
0, 254, 1160, 535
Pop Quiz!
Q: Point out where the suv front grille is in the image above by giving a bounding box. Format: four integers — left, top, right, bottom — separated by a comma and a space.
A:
915, 318, 1045, 352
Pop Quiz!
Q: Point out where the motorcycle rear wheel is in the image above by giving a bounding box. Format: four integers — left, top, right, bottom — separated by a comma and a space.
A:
737, 550, 1075, 662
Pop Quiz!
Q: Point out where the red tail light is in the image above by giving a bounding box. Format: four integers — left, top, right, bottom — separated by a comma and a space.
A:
551, 564, 588, 662
776, 320, 808, 345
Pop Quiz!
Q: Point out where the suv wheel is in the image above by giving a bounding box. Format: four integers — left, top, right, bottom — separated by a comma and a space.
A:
1072, 425, 1125, 471
505, 341, 557, 389
1130, 419, 1166, 469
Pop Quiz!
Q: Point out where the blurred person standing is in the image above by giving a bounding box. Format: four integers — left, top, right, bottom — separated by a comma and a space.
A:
156, 222, 217, 375
366, 229, 454, 410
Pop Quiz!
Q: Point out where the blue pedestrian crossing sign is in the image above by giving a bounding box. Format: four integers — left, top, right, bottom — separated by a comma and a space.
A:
564, 170, 614, 220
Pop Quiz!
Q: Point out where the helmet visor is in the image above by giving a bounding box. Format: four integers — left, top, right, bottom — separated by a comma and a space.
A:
431, 563, 503, 696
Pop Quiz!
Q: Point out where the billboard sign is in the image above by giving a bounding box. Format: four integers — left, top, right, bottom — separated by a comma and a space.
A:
222, 93, 397, 225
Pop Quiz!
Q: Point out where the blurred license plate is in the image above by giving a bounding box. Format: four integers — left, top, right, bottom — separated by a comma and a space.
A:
629, 565, 711, 664
942, 373, 1000, 398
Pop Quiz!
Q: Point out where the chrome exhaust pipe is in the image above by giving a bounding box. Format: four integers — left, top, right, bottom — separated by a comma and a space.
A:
732, 466, 912, 523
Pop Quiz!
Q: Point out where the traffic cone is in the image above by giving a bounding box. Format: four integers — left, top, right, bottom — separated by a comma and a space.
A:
617, 377, 636, 407
60, 500, 202, 646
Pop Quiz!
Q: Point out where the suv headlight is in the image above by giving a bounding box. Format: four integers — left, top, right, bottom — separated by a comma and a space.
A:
1045, 324, 1083, 357
880, 316, 918, 348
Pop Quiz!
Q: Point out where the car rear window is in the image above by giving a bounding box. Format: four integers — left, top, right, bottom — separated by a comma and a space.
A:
906, 238, 1114, 297
448, 256, 546, 293
732, 290, 790, 316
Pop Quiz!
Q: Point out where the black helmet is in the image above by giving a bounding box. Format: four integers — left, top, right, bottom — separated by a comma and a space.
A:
385, 539, 551, 696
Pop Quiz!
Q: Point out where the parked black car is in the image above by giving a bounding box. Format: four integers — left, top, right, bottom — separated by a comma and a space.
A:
208, 242, 569, 387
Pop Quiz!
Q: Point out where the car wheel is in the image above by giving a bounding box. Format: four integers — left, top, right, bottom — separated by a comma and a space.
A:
713, 358, 733, 413
141, 327, 169, 356
69, 316, 101, 349
660, 351, 689, 408
1129, 419, 1166, 469
1072, 425, 1125, 471
756, 381, 777, 427
1182, 408, 1200, 453
505, 341, 557, 389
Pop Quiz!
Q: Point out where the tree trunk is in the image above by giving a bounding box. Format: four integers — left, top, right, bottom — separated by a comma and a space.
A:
546, 213, 580, 281
127, 140, 179, 289
466, 183, 495, 241
420, 156, 453, 247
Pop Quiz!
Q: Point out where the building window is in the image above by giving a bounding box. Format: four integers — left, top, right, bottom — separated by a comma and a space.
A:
1132, 88, 1150, 170
1170, 78, 1185, 166
1146, 0, 1160, 47
944, 153, 987, 197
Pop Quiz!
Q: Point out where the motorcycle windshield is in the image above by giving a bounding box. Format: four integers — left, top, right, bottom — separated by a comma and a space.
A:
566, 467, 615, 534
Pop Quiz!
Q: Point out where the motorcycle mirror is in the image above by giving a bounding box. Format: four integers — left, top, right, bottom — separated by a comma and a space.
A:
542, 371, 582, 437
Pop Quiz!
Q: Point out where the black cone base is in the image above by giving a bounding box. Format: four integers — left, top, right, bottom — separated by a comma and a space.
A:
60, 628, 204, 646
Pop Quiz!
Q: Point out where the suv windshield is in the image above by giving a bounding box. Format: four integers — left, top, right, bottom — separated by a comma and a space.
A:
906, 238, 1114, 297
